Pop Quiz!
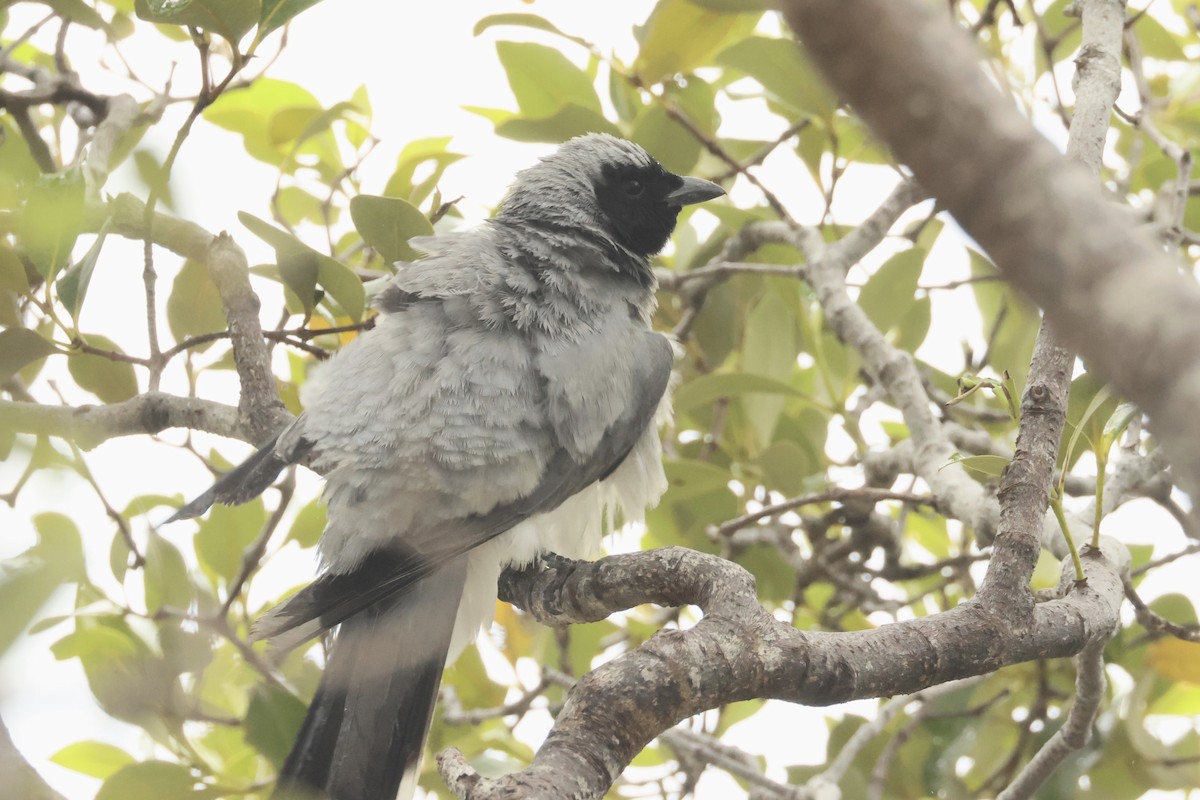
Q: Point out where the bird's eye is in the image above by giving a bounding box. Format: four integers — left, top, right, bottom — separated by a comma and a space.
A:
623, 178, 645, 197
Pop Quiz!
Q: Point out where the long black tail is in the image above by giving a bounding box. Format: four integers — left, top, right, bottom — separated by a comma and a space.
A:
274, 557, 468, 800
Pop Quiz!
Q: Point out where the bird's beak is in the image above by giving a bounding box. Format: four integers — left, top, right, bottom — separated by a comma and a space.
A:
666, 176, 725, 206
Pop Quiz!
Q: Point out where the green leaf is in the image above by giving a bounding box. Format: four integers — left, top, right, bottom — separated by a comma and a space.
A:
0, 328, 57, 384
315, 257, 366, 321
735, 544, 794, 602
609, 67, 645, 123
630, 100, 704, 176
473, 13, 593, 48
239, 212, 365, 320
741, 293, 799, 449
1059, 373, 1119, 471
907, 511, 950, 560
57, 223, 110, 321
144, 531, 193, 614
194, 499, 265, 586
20, 169, 85, 281
132, 149, 174, 210
68, 335, 139, 403
167, 258, 227, 346
895, 294, 931, 353
111, 528, 132, 584
244, 684, 307, 767
0, 115, 42, 208
134, 0, 259, 43
0, 240, 30, 294
968, 248, 1039, 386
203, 79, 321, 167
491, 104, 621, 143
277, 251, 319, 314
51, 741, 136, 779
674, 371, 801, 415
758, 439, 816, 496
383, 137, 466, 206
0, 512, 84, 655
942, 452, 1009, 479
286, 497, 325, 548
166, 257, 226, 347
717, 35, 837, 119
274, 185, 327, 227
715, 699, 766, 736
349, 194, 435, 264
268, 101, 356, 149
50, 616, 182, 728
445, 644, 507, 710
96, 761, 215, 800
633, 0, 760, 84
1131, 13, 1187, 60
496, 41, 602, 117
258, 0, 323, 39
42, 0, 111, 30
1103, 402, 1139, 442
858, 248, 925, 333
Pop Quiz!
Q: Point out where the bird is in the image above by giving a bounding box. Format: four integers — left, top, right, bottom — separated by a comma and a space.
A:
169, 133, 725, 800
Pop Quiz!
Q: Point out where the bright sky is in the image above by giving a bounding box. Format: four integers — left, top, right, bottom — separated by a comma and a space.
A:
1, 2, 1194, 799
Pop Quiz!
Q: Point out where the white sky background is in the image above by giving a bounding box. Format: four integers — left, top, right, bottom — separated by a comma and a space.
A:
1, 1, 1195, 798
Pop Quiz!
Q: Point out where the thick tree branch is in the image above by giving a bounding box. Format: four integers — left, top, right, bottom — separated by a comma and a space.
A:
0, 715, 66, 800
780, 0, 1200, 508
443, 546, 1121, 799
95, 194, 291, 442
0, 392, 247, 450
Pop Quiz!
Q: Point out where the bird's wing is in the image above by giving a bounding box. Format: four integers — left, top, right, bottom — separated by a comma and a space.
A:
252, 330, 674, 649
165, 425, 314, 523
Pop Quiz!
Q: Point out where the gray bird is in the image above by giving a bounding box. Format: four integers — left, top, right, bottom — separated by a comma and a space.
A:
170, 133, 724, 800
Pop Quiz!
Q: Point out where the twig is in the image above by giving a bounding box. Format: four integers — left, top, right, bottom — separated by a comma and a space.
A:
0, 715, 67, 800
1125, 581, 1200, 643
442, 677, 551, 726
218, 470, 295, 617
711, 487, 934, 538
713, 118, 812, 182
997, 637, 1107, 800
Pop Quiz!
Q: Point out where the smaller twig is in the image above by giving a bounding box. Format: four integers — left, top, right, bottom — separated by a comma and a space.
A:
1125, 581, 1200, 642
442, 677, 551, 726
711, 487, 934, 539
656, 262, 803, 295
68, 441, 146, 568
219, 470, 295, 616
652, 89, 797, 226
816, 676, 984, 790
73, 339, 153, 367
660, 727, 804, 799
868, 686, 1009, 800
713, 118, 812, 182
918, 274, 1004, 291
1121, 30, 1194, 249
997, 637, 1107, 800
1131, 541, 1200, 577
8, 107, 56, 173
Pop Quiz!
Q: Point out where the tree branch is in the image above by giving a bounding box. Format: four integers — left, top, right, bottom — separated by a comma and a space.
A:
997, 637, 1108, 800
780, 0, 1200, 509
0, 392, 247, 450
0, 715, 67, 800
95, 194, 291, 442
442, 546, 1122, 799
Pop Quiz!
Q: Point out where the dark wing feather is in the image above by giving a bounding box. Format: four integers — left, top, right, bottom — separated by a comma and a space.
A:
254, 331, 674, 649
167, 426, 314, 523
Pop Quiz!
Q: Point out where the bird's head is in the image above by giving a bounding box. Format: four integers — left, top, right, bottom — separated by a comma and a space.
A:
498, 133, 725, 259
